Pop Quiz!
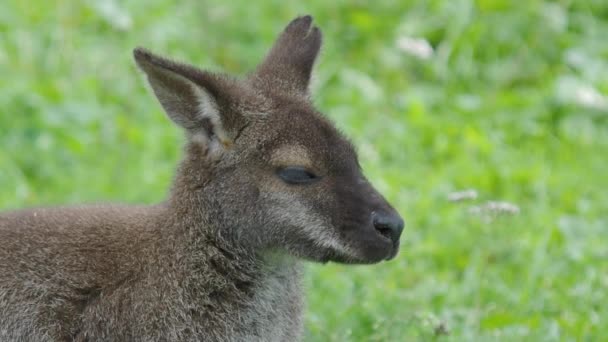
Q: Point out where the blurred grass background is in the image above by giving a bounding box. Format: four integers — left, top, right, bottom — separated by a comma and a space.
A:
1, 0, 607, 340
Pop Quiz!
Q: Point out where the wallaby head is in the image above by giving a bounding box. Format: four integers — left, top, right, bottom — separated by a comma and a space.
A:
134, 15, 404, 264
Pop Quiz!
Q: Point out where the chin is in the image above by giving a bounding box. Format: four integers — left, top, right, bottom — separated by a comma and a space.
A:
285, 230, 401, 265
317, 243, 400, 265
342, 237, 399, 264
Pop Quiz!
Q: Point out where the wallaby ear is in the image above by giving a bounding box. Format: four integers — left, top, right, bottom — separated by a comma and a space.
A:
133, 47, 232, 148
252, 15, 322, 95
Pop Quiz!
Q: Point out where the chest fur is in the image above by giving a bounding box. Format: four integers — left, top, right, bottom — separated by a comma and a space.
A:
78, 258, 304, 342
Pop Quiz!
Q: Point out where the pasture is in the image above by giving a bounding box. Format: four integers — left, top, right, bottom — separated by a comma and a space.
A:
1, 0, 606, 340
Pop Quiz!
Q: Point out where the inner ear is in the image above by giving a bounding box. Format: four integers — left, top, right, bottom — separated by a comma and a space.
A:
134, 47, 233, 149
201, 117, 216, 139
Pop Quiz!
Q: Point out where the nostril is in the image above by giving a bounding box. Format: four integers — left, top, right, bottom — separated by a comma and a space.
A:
375, 224, 393, 240
372, 212, 404, 242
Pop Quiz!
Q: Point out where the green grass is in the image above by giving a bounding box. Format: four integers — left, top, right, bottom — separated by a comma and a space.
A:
1, 0, 607, 340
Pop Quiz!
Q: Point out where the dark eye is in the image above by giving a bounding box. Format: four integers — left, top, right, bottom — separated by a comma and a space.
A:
277, 166, 320, 185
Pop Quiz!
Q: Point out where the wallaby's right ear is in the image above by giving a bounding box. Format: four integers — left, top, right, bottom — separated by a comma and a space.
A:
133, 48, 233, 148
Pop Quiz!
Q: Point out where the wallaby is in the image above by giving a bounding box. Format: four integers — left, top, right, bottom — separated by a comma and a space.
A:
0, 15, 404, 341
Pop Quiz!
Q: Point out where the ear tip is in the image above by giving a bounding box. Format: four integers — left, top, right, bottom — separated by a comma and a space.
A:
293, 14, 313, 23
133, 47, 152, 62
133, 47, 164, 72
285, 15, 315, 33
301, 14, 313, 22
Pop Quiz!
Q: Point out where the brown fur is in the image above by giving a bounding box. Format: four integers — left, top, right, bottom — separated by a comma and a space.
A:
0, 16, 403, 341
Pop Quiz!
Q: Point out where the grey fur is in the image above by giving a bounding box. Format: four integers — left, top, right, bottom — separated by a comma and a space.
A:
0, 15, 403, 341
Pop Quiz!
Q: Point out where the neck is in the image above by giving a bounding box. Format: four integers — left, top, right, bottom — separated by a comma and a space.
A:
163, 154, 302, 286
161, 194, 304, 314
147, 164, 305, 339
163, 173, 302, 278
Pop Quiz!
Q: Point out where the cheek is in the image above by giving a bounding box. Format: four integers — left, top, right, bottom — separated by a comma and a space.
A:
217, 171, 261, 217
261, 192, 353, 255
265, 192, 326, 229
257, 173, 338, 229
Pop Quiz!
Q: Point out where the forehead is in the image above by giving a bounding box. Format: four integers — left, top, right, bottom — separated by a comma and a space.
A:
255, 105, 357, 170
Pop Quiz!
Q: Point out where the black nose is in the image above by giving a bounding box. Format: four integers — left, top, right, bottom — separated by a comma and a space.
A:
372, 212, 404, 243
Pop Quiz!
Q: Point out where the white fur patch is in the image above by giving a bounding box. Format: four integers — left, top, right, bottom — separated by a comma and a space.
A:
270, 145, 313, 170
266, 192, 355, 258
191, 84, 231, 154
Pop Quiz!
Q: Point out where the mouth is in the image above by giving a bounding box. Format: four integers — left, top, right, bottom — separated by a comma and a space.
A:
372, 229, 401, 261
363, 233, 402, 263
323, 237, 399, 264
385, 241, 400, 260
311, 223, 402, 264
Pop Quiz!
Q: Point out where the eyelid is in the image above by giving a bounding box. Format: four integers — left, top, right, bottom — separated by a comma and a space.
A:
276, 166, 322, 185
274, 164, 323, 177
276, 166, 315, 175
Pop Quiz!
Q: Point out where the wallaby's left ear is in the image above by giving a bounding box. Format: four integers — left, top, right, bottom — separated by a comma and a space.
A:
252, 15, 322, 96
133, 47, 235, 150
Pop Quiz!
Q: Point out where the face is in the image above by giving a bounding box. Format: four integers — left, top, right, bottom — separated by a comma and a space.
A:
224, 100, 404, 264
135, 15, 404, 264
